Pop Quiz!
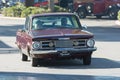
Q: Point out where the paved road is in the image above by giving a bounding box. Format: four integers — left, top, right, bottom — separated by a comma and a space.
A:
0, 16, 120, 80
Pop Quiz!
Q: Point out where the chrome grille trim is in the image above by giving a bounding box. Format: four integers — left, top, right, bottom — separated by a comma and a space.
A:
40, 39, 87, 49
55, 39, 87, 48
73, 39, 87, 48
40, 41, 54, 49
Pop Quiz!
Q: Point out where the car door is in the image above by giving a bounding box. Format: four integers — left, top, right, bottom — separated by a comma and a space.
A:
93, 0, 105, 14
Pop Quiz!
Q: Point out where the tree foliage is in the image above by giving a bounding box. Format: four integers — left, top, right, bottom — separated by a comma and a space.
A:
117, 11, 120, 20
2, 2, 68, 17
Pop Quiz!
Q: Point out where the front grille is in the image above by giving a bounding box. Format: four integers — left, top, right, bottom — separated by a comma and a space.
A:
41, 41, 54, 49
40, 39, 86, 49
73, 39, 86, 48
55, 40, 73, 48
55, 39, 86, 48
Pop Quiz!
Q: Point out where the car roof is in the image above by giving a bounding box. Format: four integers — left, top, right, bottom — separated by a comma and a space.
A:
28, 12, 78, 19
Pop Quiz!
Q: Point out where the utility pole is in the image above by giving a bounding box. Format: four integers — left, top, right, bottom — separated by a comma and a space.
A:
48, 0, 54, 12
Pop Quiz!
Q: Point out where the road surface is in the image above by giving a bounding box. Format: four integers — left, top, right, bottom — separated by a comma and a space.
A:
0, 16, 120, 80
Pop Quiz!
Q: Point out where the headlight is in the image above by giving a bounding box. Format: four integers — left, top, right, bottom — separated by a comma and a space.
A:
78, 5, 82, 7
32, 42, 40, 49
87, 39, 95, 47
117, 3, 120, 7
109, 5, 112, 8
87, 6, 91, 9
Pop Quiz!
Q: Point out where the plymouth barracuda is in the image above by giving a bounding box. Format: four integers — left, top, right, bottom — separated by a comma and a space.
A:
16, 12, 97, 67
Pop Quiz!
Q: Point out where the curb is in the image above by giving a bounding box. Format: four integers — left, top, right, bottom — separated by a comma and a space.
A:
0, 14, 25, 20
115, 20, 120, 25
0, 48, 19, 53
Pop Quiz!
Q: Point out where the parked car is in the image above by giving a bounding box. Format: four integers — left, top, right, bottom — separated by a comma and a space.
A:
59, 0, 120, 19
34, 0, 48, 7
16, 13, 97, 67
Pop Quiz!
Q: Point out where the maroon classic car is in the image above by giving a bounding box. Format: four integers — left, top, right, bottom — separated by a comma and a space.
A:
16, 13, 96, 67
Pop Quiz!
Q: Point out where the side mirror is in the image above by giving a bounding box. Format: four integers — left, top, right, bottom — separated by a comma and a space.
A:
82, 25, 87, 30
21, 29, 26, 32
21, 26, 28, 32
18, 29, 26, 32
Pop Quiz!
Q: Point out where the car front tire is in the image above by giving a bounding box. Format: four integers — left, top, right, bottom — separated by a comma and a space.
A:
109, 10, 117, 19
83, 54, 91, 65
32, 58, 39, 67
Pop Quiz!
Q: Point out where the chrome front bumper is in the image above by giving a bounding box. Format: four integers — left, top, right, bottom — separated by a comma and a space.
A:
31, 47, 97, 55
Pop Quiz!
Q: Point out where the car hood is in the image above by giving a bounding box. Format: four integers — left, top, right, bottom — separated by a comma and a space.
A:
31, 29, 94, 39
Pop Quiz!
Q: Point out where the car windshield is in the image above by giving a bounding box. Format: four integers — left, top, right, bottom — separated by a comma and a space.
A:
32, 15, 81, 30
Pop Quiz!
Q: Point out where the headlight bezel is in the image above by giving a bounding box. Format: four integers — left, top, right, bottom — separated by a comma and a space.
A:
117, 3, 120, 7
32, 41, 55, 50
32, 41, 41, 49
86, 39, 95, 48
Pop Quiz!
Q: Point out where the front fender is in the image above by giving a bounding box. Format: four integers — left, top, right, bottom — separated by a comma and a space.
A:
108, 4, 120, 12
75, 5, 86, 12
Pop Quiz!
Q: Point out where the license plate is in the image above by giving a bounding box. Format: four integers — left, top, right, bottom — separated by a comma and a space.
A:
60, 51, 70, 56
